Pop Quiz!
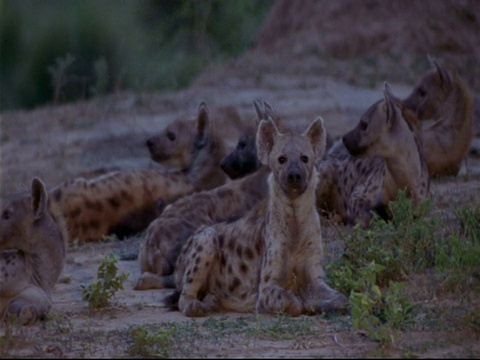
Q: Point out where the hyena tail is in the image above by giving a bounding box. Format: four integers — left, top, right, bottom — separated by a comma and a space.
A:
163, 290, 181, 310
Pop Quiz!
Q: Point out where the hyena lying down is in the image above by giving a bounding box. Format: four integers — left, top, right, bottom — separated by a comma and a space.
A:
164, 116, 348, 317
317, 82, 430, 227
51, 101, 230, 246
403, 57, 474, 177
135, 100, 275, 290
1, 177, 67, 325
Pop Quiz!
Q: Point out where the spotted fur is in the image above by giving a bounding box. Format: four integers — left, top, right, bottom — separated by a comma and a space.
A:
403, 57, 474, 177
164, 116, 347, 317
1, 177, 68, 325
317, 82, 430, 227
135, 101, 275, 290
51, 101, 229, 246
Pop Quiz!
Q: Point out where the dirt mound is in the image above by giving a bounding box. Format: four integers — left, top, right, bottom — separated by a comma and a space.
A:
253, 0, 480, 91
257, 0, 479, 58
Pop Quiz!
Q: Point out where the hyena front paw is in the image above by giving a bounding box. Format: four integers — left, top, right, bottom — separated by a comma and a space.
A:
258, 287, 302, 317
179, 294, 218, 318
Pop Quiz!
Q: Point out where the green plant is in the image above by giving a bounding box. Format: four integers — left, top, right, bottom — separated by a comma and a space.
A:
128, 325, 176, 358
81, 253, 129, 309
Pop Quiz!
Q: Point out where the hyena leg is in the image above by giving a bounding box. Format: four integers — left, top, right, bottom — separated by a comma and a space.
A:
178, 227, 219, 317
256, 244, 302, 316
134, 272, 176, 290
296, 240, 349, 315
6, 286, 52, 325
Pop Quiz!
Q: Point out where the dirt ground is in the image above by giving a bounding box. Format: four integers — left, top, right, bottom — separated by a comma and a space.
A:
1, 1, 480, 357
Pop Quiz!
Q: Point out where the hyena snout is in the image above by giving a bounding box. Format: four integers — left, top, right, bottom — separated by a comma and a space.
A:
282, 163, 307, 196
342, 132, 366, 157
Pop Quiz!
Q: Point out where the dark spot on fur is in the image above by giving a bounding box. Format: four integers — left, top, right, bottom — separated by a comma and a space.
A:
218, 235, 224, 248
89, 220, 100, 230
186, 277, 193, 284
236, 244, 243, 258
220, 253, 226, 267
245, 247, 254, 260
263, 274, 270, 283
240, 262, 248, 274
108, 197, 121, 208
229, 277, 240, 292
68, 207, 81, 219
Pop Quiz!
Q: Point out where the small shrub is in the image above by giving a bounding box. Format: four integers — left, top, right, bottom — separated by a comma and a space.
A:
128, 325, 176, 358
81, 253, 129, 309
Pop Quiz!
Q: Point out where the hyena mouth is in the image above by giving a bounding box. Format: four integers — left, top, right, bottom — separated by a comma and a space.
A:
282, 171, 307, 197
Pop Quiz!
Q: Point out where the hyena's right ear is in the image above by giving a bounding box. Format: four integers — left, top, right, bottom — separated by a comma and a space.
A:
195, 101, 211, 149
256, 118, 279, 166
31, 177, 48, 220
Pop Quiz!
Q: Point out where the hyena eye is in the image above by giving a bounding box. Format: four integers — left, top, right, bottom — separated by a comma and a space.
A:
166, 131, 176, 141
300, 155, 309, 163
360, 121, 368, 131
1, 210, 11, 220
238, 140, 246, 149
278, 156, 287, 164
418, 88, 426, 97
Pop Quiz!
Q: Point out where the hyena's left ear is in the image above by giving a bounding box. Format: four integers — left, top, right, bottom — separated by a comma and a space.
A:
383, 82, 402, 129
256, 118, 279, 166
195, 101, 211, 148
304, 117, 326, 162
31, 177, 48, 220
432, 60, 453, 93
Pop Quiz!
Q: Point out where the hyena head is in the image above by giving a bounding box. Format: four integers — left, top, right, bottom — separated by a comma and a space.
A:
220, 99, 275, 179
343, 82, 406, 159
257, 116, 326, 199
146, 102, 211, 169
403, 57, 454, 120
0, 178, 66, 253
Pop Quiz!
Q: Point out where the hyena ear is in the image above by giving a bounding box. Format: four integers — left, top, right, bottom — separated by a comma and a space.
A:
304, 117, 326, 162
383, 82, 401, 129
432, 60, 452, 93
31, 177, 48, 220
263, 100, 275, 121
195, 101, 211, 148
253, 99, 276, 126
256, 118, 279, 166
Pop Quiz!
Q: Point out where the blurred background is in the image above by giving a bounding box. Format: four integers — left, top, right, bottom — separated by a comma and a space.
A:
0, 0, 273, 111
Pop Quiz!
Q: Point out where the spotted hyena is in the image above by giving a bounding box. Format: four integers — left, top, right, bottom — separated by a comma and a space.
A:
220, 99, 279, 179
135, 100, 275, 290
403, 57, 474, 177
164, 116, 348, 317
1, 177, 68, 325
317, 82, 430, 227
51, 101, 230, 246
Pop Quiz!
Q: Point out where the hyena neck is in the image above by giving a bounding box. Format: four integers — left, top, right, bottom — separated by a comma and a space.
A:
29, 210, 66, 291
267, 171, 319, 244
384, 126, 428, 204
187, 132, 228, 191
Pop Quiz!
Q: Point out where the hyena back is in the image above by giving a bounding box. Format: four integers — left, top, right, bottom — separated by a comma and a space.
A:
403, 57, 474, 177
165, 116, 347, 317
52, 101, 230, 246
1, 177, 67, 325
